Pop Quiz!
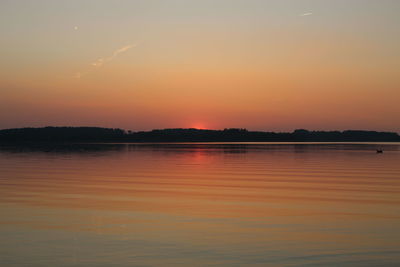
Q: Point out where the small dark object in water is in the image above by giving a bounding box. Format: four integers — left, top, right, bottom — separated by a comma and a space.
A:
376, 149, 383, 153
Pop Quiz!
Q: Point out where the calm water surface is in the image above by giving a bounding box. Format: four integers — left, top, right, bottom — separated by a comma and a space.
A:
1, 143, 400, 266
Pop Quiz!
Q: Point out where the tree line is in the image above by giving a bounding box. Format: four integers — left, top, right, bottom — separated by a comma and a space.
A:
0, 127, 399, 142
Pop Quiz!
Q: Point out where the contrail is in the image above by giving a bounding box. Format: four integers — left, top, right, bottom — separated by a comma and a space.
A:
300, 12, 313, 17
75, 44, 136, 79
91, 44, 136, 67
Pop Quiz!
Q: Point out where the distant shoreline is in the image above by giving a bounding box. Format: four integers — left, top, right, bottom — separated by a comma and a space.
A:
1, 127, 399, 143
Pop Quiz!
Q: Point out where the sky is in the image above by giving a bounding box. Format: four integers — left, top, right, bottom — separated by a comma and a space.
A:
0, 0, 399, 132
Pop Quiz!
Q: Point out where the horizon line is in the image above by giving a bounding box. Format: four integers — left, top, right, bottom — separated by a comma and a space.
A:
0, 126, 399, 134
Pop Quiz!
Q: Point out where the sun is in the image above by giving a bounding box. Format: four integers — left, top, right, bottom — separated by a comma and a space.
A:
191, 123, 207, 130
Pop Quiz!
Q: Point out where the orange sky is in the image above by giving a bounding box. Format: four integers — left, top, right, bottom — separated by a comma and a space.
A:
1, 0, 399, 131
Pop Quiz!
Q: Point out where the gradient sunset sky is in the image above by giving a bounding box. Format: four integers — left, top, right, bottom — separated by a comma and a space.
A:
1, 0, 399, 131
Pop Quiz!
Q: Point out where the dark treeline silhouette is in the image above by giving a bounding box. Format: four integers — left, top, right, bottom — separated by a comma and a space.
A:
0, 127, 125, 142
0, 127, 399, 143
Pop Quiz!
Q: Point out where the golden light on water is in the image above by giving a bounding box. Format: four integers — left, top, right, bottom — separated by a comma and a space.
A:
1, 143, 400, 265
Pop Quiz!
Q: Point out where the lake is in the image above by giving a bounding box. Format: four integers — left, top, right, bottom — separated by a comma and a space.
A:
1, 143, 400, 266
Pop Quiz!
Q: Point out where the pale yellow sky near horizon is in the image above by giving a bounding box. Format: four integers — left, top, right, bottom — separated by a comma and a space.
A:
0, 0, 399, 132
